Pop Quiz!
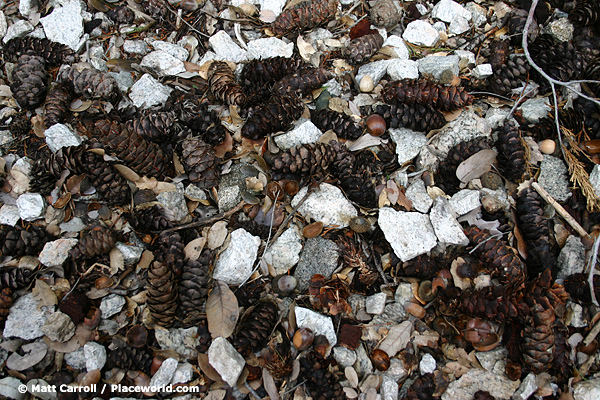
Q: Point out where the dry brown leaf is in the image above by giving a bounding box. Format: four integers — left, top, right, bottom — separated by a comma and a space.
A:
205, 390, 227, 400
89, 0, 110, 12
514, 225, 528, 260
214, 131, 234, 158
135, 176, 158, 190
344, 366, 359, 388
207, 221, 228, 250
442, 361, 470, 378
32, 115, 45, 138
109, 248, 125, 275
32, 279, 58, 308
184, 237, 206, 261
378, 321, 413, 357
262, 368, 279, 400
198, 353, 224, 382
173, 152, 186, 175
113, 164, 140, 182
6, 342, 47, 371
54, 192, 72, 209
137, 250, 154, 270
297, 35, 316, 62
66, 174, 86, 194
456, 149, 497, 184
184, 61, 203, 73
206, 280, 239, 339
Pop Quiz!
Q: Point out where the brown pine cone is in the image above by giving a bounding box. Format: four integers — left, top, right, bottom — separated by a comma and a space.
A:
396, 254, 441, 280
506, 9, 538, 45
0, 224, 48, 259
563, 272, 600, 304
44, 83, 73, 128
0, 267, 35, 291
346, 33, 384, 65
268, 142, 337, 177
179, 250, 212, 326
570, 0, 600, 26
70, 225, 117, 260
310, 108, 363, 140
487, 55, 530, 95
147, 261, 178, 327
465, 226, 525, 283
4, 37, 76, 67
488, 40, 510, 68
0, 288, 13, 325
58, 66, 120, 102
522, 304, 556, 373
496, 120, 527, 182
10, 54, 48, 110
208, 61, 246, 106
107, 346, 153, 373
531, 39, 586, 84
8, 112, 31, 136
330, 142, 376, 207
271, 0, 338, 37
181, 136, 220, 189
298, 351, 345, 400
232, 299, 280, 356
272, 67, 332, 97
457, 281, 525, 322
241, 94, 304, 140
436, 138, 491, 195
186, 105, 226, 146
241, 57, 308, 98
128, 111, 186, 145
552, 321, 572, 383
106, 5, 135, 24
127, 204, 175, 233
374, 103, 446, 132
153, 232, 185, 277
93, 120, 174, 179
370, 0, 401, 30
405, 373, 436, 400
382, 79, 473, 111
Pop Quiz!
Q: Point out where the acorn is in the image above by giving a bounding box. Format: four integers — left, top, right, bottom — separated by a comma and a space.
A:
370, 348, 391, 371
126, 324, 148, 348
273, 274, 298, 296
539, 139, 555, 154
293, 327, 315, 351
303, 221, 323, 238
366, 114, 386, 136
349, 216, 370, 233
284, 180, 300, 196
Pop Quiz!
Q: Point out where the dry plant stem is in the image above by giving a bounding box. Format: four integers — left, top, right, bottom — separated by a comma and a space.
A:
159, 201, 246, 233
531, 182, 590, 239
244, 382, 262, 400
584, 311, 600, 346
587, 234, 600, 307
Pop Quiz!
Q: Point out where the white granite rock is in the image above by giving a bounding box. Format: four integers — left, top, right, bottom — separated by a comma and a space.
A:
420, 353, 437, 374
387, 59, 419, 80
100, 294, 125, 318
449, 16, 470, 35
475, 347, 507, 373
150, 357, 178, 388
40, 0, 84, 51
406, 179, 433, 213
247, 37, 294, 59
441, 369, 520, 400
365, 293, 387, 315
155, 327, 201, 358
389, 128, 427, 164
171, 362, 194, 384
64, 348, 85, 370
433, 21, 447, 32
430, 197, 468, 246
333, 347, 356, 368
538, 155, 571, 202
513, 373, 537, 400
0, 204, 20, 226
16, 193, 45, 221
123, 40, 151, 55
129, 74, 172, 108
383, 35, 409, 60
140, 51, 186, 76
19, 0, 39, 17
432, 0, 472, 23
157, 190, 189, 222
403, 20, 439, 47
213, 228, 261, 285
3, 20, 34, 43
449, 189, 480, 216
209, 30, 248, 63
263, 226, 302, 275
151, 41, 189, 61
295, 306, 337, 346
274, 119, 323, 150
84, 342, 107, 371
109, 71, 134, 92
519, 97, 551, 124
114, 242, 143, 265
291, 183, 357, 228
591, 165, 600, 199
44, 123, 83, 153
556, 235, 586, 280
418, 55, 460, 79
208, 338, 246, 387
424, 111, 491, 160
472, 63, 493, 79
256, 0, 287, 16
466, 3, 487, 27
39, 238, 78, 267
378, 208, 437, 262
41, 311, 75, 342
3, 294, 53, 340
485, 107, 511, 130
573, 379, 600, 400
59, 217, 85, 233
381, 375, 399, 400
0, 12, 6, 40
455, 50, 476, 67
544, 17, 573, 42
355, 60, 390, 87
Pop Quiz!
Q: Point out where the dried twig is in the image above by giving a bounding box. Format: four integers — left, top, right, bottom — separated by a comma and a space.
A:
586, 234, 600, 307
159, 201, 245, 233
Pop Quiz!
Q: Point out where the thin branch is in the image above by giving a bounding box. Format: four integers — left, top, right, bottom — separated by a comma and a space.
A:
587, 234, 600, 307
505, 82, 537, 120
159, 201, 245, 233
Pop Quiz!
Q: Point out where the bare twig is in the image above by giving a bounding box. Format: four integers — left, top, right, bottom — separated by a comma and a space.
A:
531, 182, 590, 239
584, 311, 600, 347
505, 83, 537, 120
159, 201, 245, 233
587, 234, 600, 307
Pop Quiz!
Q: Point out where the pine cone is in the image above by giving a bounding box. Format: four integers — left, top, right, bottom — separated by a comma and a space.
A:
506, 8, 538, 45
147, 261, 178, 327
298, 351, 345, 400
436, 138, 491, 195
374, 103, 446, 132
263, 338, 293, 379
229, 213, 273, 240
58, 66, 120, 102
8, 112, 31, 136
310, 108, 363, 140
563, 272, 600, 304
488, 40, 510, 68
241, 94, 304, 140
271, 0, 338, 37
531, 38, 586, 84
473, 391, 496, 400
551, 321, 571, 383
232, 299, 280, 356
570, 0, 600, 26
396, 254, 441, 279
0, 267, 34, 291
272, 67, 332, 97
382, 79, 473, 111
127, 204, 175, 233
457, 282, 525, 321
465, 226, 526, 283
0, 224, 48, 258
106, 5, 135, 24
107, 346, 153, 373
346, 33, 384, 65
181, 136, 219, 189
196, 318, 211, 353
93, 120, 174, 179
241, 57, 308, 98
330, 142, 377, 207
140, 0, 173, 22
44, 83, 72, 128
516, 188, 556, 276
10, 54, 48, 110
496, 120, 527, 182
405, 373, 436, 400
4, 37, 76, 67
70, 225, 117, 260
268, 142, 337, 177
370, 0, 401, 30
187, 105, 226, 146
179, 250, 212, 326
487, 55, 530, 95
153, 232, 185, 277
0, 288, 12, 325
128, 111, 186, 145
208, 61, 246, 106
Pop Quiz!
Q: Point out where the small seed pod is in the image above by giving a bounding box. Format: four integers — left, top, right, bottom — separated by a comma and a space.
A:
284, 180, 300, 196
313, 334, 330, 357
370, 348, 391, 371
416, 280, 437, 303
293, 327, 315, 351
349, 216, 370, 233
405, 302, 426, 319
366, 114, 386, 136
273, 274, 298, 296
266, 181, 284, 200
303, 221, 323, 238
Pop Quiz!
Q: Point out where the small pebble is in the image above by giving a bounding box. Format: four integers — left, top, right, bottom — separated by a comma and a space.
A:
539, 139, 556, 155
359, 75, 375, 93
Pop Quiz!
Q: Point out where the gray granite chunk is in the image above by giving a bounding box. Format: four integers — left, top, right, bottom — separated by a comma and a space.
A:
41, 311, 75, 342
263, 226, 303, 275
449, 189, 480, 216
333, 347, 357, 368
355, 60, 390, 87
213, 228, 261, 285
389, 128, 427, 164
140, 51, 186, 76
405, 179, 433, 213
84, 342, 107, 371
556, 235, 586, 280
209, 30, 248, 63
429, 197, 469, 246
432, 0, 472, 23
519, 97, 551, 124
292, 183, 357, 228
441, 369, 520, 400
419, 353, 436, 374
472, 63, 493, 79
365, 293, 387, 315
0, 204, 20, 226
294, 237, 339, 291
123, 40, 151, 55
150, 41, 189, 61
157, 190, 189, 222
295, 306, 337, 346
418, 55, 460, 80
3, 294, 53, 340
387, 59, 419, 80
16, 193, 45, 221
383, 35, 409, 60
44, 124, 84, 153
155, 327, 201, 358
573, 379, 600, 400
402, 20, 439, 47
538, 155, 571, 202
378, 208, 437, 262
40, 0, 84, 50
3, 20, 34, 44
38, 239, 78, 267
149, 357, 178, 388
208, 338, 245, 387
129, 74, 172, 108
100, 294, 126, 318
247, 37, 294, 59
274, 119, 323, 150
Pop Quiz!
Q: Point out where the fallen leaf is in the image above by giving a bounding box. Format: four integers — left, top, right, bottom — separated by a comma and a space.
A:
137, 250, 154, 270
184, 237, 206, 261
54, 192, 72, 209
184, 61, 203, 73
206, 280, 239, 339
109, 248, 125, 274
347, 135, 385, 151
514, 225, 528, 260
214, 131, 233, 158
456, 149, 498, 184
207, 221, 228, 250
31, 115, 45, 138
262, 368, 279, 400
378, 321, 413, 357
32, 279, 58, 308
6, 342, 47, 371
113, 164, 140, 182
297, 35, 316, 62
259, 9, 277, 23
198, 353, 224, 382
